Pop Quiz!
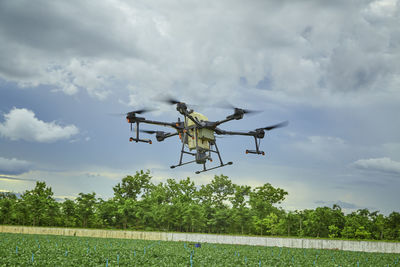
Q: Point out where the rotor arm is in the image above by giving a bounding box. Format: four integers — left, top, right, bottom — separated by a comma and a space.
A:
163, 132, 179, 140
126, 117, 182, 144
215, 120, 288, 137
153, 131, 179, 142
135, 119, 182, 130
212, 117, 236, 127
211, 107, 257, 127
214, 127, 265, 155
215, 121, 288, 156
214, 127, 257, 137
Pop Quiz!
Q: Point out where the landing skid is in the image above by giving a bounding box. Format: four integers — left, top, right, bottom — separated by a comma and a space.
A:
170, 137, 232, 174
195, 161, 233, 174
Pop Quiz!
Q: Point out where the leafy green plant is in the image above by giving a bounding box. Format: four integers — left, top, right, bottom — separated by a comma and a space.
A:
1, 233, 399, 266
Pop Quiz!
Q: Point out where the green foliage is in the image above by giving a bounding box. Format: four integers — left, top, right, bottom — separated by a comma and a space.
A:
1, 170, 400, 241
328, 225, 340, 238
0, 233, 399, 266
20, 182, 60, 227
75, 192, 97, 228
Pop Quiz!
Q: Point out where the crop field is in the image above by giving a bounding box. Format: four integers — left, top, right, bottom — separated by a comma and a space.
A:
0, 233, 399, 266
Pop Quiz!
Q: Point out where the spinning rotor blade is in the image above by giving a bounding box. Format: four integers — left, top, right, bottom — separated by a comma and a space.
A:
109, 108, 154, 116
127, 108, 154, 115
165, 97, 181, 105
156, 96, 204, 111
262, 121, 289, 131
156, 96, 182, 105
139, 129, 159, 134
219, 102, 262, 115
235, 107, 261, 115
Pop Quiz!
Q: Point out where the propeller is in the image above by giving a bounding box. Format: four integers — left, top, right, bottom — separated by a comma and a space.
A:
157, 96, 201, 108
261, 121, 289, 131
139, 129, 160, 134
109, 108, 154, 117
126, 108, 154, 115
231, 106, 261, 115
163, 97, 181, 105
234, 107, 261, 115
218, 102, 262, 115
153, 95, 183, 105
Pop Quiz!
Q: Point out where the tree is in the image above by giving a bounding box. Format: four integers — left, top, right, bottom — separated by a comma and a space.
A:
355, 226, 371, 239
282, 211, 297, 236
300, 206, 345, 238
249, 183, 287, 235
145, 182, 169, 230
0, 192, 17, 225
61, 199, 77, 227
3, 170, 400, 242
97, 199, 117, 228
385, 212, 400, 240
197, 183, 214, 233
209, 174, 234, 208
197, 175, 236, 233
262, 212, 279, 235
341, 209, 373, 239
112, 170, 153, 229
21, 181, 58, 226
328, 225, 340, 238
312, 207, 336, 238
164, 177, 199, 232
370, 212, 385, 240
183, 202, 206, 232
113, 170, 152, 200
75, 192, 97, 228
230, 185, 251, 234
249, 183, 287, 215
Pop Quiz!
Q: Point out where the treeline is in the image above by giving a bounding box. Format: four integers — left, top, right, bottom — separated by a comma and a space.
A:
1, 170, 399, 241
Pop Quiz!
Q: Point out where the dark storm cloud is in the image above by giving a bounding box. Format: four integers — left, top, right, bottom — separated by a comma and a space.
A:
314, 200, 360, 210
0, 175, 36, 182
353, 157, 400, 176
0, 1, 140, 58
0, 157, 32, 175
1, 0, 399, 102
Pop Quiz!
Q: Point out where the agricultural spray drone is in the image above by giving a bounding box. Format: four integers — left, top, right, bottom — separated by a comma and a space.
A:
125, 98, 288, 174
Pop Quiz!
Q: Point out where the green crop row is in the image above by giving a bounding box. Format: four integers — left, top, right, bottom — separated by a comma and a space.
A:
0, 233, 399, 266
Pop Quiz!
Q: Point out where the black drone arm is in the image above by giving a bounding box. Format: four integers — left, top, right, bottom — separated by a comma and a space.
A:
214, 127, 257, 137
212, 108, 249, 127
214, 121, 288, 155
215, 128, 264, 155
212, 117, 236, 127
127, 116, 183, 144
159, 132, 179, 141
137, 119, 180, 129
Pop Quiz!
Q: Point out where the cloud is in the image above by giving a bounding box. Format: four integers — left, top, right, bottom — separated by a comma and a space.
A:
292, 135, 347, 161
352, 157, 400, 176
363, 0, 398, 20
314, 200, 360, 210
0, 175, 36, 182
0, 108, 79, 142
0, 157, 32, 175
0, 0, 399, 106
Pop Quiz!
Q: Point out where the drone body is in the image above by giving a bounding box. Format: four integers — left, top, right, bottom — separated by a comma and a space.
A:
125, 99, 287, 174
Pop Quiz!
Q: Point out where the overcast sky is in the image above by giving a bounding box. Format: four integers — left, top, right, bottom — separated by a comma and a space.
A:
0, 0, 399, 214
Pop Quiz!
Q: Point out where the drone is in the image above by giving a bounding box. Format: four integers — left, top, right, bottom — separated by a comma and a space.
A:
125, 98, 288, 174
